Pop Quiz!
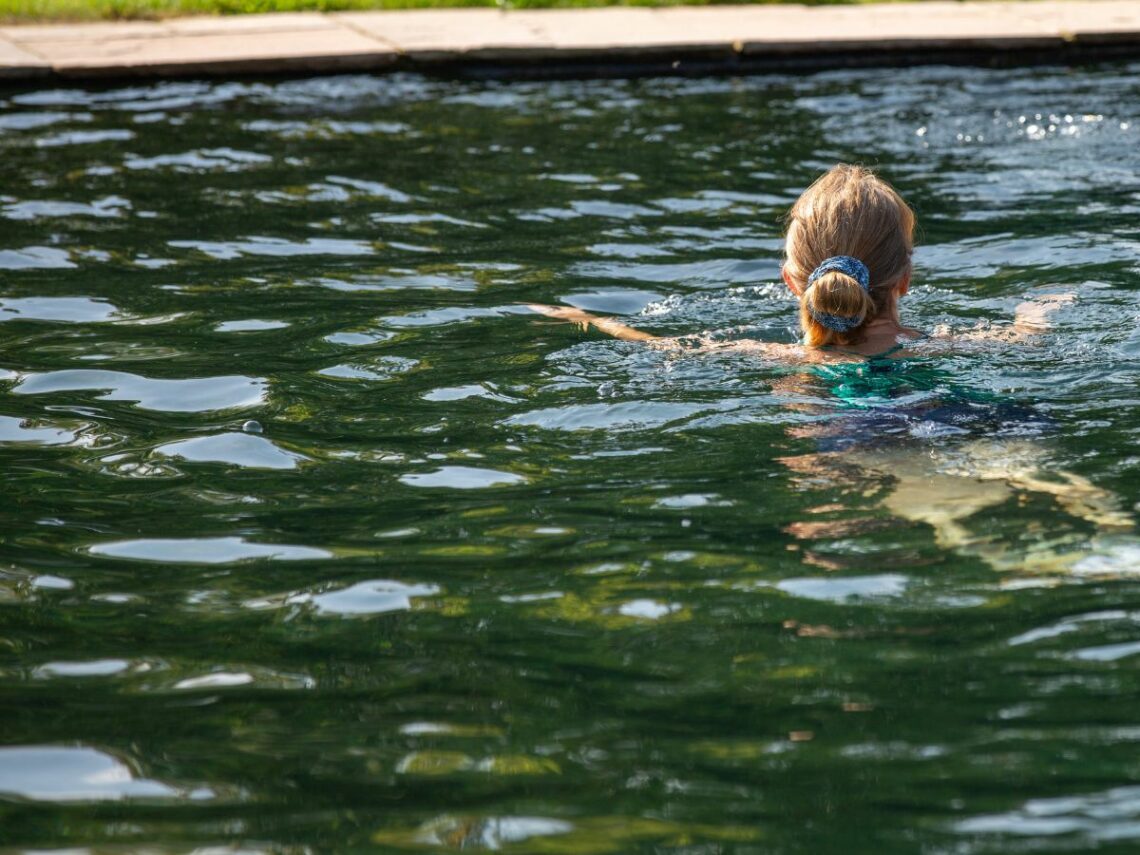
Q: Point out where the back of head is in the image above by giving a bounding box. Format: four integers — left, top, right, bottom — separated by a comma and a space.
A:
784, 165, 915, 347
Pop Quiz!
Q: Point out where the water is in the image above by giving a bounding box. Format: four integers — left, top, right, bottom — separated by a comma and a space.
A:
1, 64, 1139, 853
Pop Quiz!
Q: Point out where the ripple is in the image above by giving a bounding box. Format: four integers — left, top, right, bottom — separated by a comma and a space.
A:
382, 306, 516, 328
13, 370, 266, 412
244, 118, 412, 139
124, 147, 271, 172
32, 659, 132, 678
0, 745, 212, 803
775, 574, 909, 603
0, 415, 77, 446
372, 212, 486, 228
326, 174, 413, 202
1068, 641, 1140, 663
3, 196, 130, 221
586, 242, 673, 259
324, 330, 394, 346
169, 236, 374, 260
570, 200, 661, 219
1070, 537, 1140, 577
399, 466, 526, 489
561, 288, 663, 314
617, 599, 681, 620
0, 296, 120, 323
387, 814, 568, 849
165, 668, 316, 691
653, 493, 730, 510
89, 536, 331, 564
154, 433, 308, 470
317, 356, 418, 382
214, 319, 289, 333
1008, 610, 1135, 646
571, 258, 775, 289
0, 246, 76, 270
173, 671, 253, 690
35, 128, 135, 147
256, 175, 413, 205
314, 274, 473, 293
505, 401, 731, 432
284, 579, 442, 617
0, 111, 89, 131
422, 384, 519, 404
955, 785, 1140, 842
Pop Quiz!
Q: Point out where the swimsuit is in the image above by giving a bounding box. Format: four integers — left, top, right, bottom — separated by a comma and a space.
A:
807, 346, 1051, 453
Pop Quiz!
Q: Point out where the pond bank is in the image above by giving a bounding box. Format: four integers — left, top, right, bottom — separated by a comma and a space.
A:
2, 1, 1140, 83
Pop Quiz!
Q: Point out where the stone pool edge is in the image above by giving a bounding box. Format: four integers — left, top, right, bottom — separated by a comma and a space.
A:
1, 1, 1139, 83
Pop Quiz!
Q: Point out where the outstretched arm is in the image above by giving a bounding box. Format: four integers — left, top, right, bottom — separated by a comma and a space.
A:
527, 304, 670, 344
526, 303, 811, 361
941, 292, 1075, 345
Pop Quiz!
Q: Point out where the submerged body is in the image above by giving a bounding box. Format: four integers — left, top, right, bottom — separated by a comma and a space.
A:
530, 165, 1133, 573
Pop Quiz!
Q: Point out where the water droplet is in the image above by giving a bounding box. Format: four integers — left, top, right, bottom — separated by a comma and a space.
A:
242, 420, 262, 434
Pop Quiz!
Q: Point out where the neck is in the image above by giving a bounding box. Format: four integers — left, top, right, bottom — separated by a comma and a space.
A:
833, 299, 916, 355
866, 294, 906, 334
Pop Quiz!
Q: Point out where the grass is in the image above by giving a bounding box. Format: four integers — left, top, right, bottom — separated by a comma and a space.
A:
0, 0, 865, 24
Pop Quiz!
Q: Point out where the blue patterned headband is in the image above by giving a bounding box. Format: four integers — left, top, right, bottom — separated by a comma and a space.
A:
807, 255, 871, 291
804, 255, 871, 333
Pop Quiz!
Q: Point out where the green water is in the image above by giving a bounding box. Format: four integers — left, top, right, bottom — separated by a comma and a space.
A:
1, 66, 1139, 853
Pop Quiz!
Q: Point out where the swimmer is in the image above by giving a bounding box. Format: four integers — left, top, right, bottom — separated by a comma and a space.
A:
529, 164, 1133, 574
531, 164, 1071, 358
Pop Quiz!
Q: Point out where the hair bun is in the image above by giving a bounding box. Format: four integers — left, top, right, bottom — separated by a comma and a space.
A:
804, 268, 874, 333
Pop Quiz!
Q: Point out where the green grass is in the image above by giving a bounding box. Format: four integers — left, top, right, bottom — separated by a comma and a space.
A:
0, 0, 865, 24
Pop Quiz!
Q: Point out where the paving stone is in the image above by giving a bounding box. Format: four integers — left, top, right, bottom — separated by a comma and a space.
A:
743, 2, 1059, 52
31, 26, 395, 77
0, 35, 50, 78
511, 8, 699, 51
0, 21, 167, 43
1007, 0, 1140, 42
334, 9, 548, 58
166, 13, 344, 36
648, 4, 1054, 55
1, 2, 1139, 82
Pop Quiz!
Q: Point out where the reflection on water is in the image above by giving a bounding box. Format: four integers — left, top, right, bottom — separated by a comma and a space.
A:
0, 745, 215, 803
1, 63, 1139, 853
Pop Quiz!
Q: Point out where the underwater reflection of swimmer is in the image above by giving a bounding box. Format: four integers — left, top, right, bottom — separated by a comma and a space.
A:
779, 439, 1132, 575
771, 360, 1132, 572
528, 164, 1134, 574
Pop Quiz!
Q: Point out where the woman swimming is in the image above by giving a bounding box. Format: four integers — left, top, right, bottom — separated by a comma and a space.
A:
530, 164, 1132, 573
532, 164, 1071, 358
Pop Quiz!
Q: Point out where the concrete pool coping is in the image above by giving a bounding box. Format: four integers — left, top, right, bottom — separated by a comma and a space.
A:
1, 1, 1139, 82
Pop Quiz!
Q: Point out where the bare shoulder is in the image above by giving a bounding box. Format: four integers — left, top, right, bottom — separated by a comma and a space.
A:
682, 338, 823, 363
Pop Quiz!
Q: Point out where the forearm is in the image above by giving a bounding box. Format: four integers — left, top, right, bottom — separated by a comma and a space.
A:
587, 315, 662, 342
528, 303, 666, 344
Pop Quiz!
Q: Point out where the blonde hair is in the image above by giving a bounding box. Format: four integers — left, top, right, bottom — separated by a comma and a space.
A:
784, 165, 915, 347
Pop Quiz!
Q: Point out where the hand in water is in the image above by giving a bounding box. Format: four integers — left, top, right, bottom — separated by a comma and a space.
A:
526, 303, 660, 342
1015, 292, 1076, 331
527, 303, 595, 326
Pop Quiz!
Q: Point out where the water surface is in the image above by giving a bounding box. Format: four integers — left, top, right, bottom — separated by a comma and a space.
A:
1, 65, 1139, 853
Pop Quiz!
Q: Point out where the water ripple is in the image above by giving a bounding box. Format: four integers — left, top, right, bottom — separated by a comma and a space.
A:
89, 537, 330, 564
0, 746, 214, 803
12, 370, 266, 412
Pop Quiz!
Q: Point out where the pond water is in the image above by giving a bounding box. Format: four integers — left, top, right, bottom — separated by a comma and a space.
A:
1, 63, 1139, 853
